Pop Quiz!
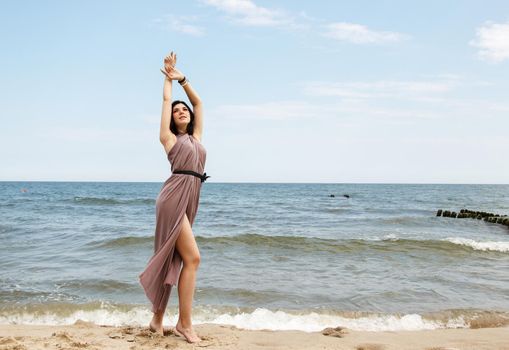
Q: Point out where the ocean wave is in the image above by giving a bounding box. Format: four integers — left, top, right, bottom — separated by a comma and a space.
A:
0, 288, 79, 304
197, 234, 509, 254
444, 237, 509, 253
54, 279, 138, 292
72, 196, 155, 206
88, 236, 153, 248
322, 207, 352, 214
207, 308, 468, 332
1, 303, 507, 331
88, 233, 509, 254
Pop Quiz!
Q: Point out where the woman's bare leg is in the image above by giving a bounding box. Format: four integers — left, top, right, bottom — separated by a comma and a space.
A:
149, 310, 164, 335
175, 214, 201, 343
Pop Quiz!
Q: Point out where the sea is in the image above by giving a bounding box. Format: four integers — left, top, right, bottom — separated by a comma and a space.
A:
1, 182, 508, 332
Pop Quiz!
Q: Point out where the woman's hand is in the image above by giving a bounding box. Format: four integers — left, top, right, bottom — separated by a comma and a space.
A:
160, 65, 185, 82
164, 51, 176, 70
161, 51, 177, 80
160, 51, 185, 81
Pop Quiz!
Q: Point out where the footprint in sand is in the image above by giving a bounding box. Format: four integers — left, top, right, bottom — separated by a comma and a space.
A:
192, 335, 216, 348
0, 336, 27, 350
321, 326, 348, 338
355, 344, 386, 350
51, 331, 92, 349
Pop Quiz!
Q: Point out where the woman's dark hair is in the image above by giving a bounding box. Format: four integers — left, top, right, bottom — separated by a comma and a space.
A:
170, 100, 194, 135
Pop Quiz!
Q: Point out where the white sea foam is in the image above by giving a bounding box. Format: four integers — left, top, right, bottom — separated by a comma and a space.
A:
0, 305, 468, 332
382, 233, 398, 240
204, 308, 467, 332
445, 237, 509, 252
0, 302, 153, 328
366, 233, 399, 241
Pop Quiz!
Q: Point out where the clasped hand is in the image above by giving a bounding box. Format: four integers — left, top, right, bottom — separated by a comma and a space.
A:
160, 51, 185, 81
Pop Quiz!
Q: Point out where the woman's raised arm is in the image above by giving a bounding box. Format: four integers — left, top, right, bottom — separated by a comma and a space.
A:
181, 81, 203, 142
159, 53, 177, 147
159, 78, 174, 144
164, 63, 204, 142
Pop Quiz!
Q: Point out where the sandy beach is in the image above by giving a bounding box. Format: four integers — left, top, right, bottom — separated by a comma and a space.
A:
1, 321, 508, 350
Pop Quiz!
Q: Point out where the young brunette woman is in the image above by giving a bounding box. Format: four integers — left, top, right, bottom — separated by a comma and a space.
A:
139, 52, 208, 343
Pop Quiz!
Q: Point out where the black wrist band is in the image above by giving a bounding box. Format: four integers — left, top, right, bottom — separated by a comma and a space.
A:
178, 76, 186, 84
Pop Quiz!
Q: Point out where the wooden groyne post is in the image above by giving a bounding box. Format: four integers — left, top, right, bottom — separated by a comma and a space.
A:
436, 208, 509, 229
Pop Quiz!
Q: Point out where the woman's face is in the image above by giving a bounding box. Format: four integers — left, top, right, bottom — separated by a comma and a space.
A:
172, 103, 191, 130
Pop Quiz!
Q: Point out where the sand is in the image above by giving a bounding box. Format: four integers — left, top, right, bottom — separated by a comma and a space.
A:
1, 321, 508, 350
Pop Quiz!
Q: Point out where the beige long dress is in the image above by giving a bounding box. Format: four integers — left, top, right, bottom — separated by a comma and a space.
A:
139, 132, 207, 313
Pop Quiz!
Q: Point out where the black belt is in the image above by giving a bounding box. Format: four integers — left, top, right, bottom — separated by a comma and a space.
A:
172, 170, 210, 183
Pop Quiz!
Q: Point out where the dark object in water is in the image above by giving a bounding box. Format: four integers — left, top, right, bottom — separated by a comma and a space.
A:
329, 194, 335, 197
343, 194, 350, 198
437, 208, 508, 230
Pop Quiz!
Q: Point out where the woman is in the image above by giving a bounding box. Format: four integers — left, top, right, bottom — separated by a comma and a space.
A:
139, 51, 207, 343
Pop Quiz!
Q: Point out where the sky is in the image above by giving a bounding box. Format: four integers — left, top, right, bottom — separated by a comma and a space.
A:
1, 0, 508, 183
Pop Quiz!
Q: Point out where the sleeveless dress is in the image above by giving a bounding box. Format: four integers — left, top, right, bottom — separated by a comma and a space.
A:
139, 132, 207, 313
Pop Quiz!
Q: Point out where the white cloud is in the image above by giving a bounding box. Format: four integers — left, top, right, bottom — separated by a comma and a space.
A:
201, 0, 297, 28
302, 79, 457, 99
322, 22, 408, 44
201, 1, 408, 44
470, 20, 509, 63
213, 100, 324, 120
41, 126, 154, 142
153, 15, 205, 37
211, 99, 442, 123
210, 75, 509, 125
172, 21, 205, 37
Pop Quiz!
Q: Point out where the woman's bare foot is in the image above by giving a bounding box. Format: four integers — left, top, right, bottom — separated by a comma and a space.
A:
175, 320, 201, 343
149, 319, 164, 336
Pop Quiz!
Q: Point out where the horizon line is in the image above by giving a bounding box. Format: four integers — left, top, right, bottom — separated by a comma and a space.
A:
1, 180, 508, 185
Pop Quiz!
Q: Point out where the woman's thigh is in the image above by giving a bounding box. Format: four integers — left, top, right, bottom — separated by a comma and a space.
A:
175, 213, 200, 264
